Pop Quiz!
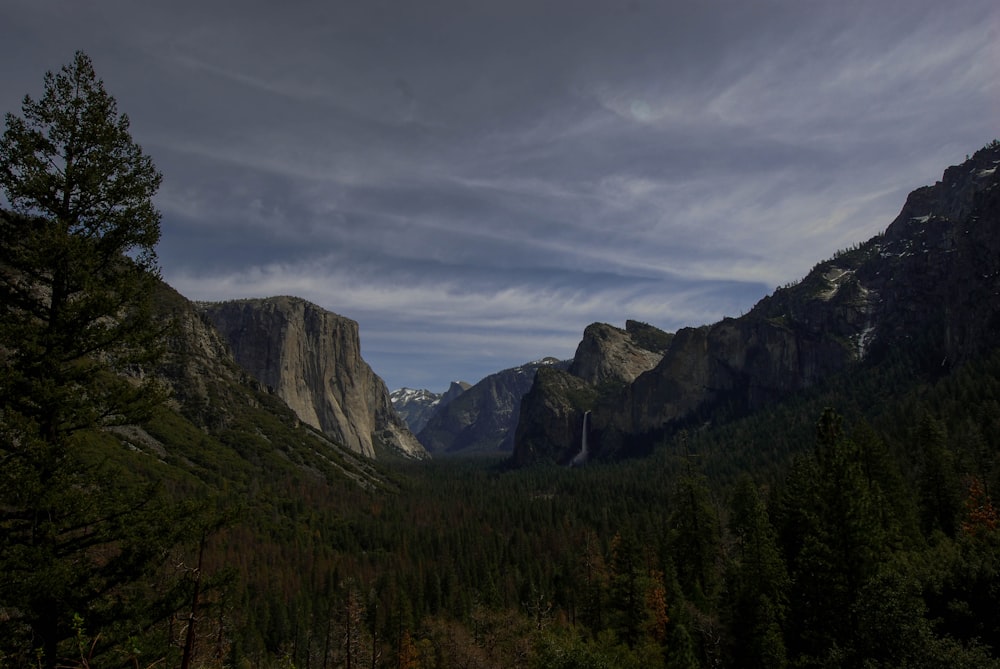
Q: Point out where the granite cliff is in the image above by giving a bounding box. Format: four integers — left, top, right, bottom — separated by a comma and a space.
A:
202, 296, 427, 460
143, 283, 387, 487
514, 143, 1000, 464
511, 366, 597, 466
512, 321, 669, 465
569, 320, 671, 386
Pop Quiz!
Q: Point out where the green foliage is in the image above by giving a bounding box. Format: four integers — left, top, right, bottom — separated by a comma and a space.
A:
7, 339, 1000, 668
0, 50, 165, 439
626, 320, 674, 354
778, 409, 894, 660
916, 413, 962, 538
725, 475, 788, 668
668, 471, 721, 606
607, 529, 646, 646
531, 627, 660, 669
0, 51, 177, 668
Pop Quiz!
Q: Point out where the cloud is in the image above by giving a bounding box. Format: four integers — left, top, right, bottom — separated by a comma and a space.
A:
2, 0, 997, 390
167, 250, 766, 386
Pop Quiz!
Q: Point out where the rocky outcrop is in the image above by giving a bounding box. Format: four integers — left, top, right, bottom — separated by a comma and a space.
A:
569, 321, 669, 386
615, 313, 855, 436
202, 296, 427, 460
855, 148, 1000, 366
609, 275, 882, 437
510, 321, 670, 464
147, 283, 388, 488
153, 283, 244, 412
440, 380, 471, 407
511, 366, 597, 466
514, 142, 1000, 465
418, 358, 568, 455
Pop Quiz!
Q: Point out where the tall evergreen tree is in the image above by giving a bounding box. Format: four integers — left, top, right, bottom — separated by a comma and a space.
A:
725, 474, 788, 668
0, 51, 171, 668
608, 529, 646, 646
668, 472, 720, 606
782, 409, 891, 666
916, 413, 962, 538
851, 419, 917, 547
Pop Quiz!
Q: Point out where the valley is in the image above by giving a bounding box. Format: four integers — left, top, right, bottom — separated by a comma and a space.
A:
123, 143, 1000, 668
3, 48, 1000, 668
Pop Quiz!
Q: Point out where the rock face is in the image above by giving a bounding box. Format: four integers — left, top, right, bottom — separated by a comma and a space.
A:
514, 143, 1000, 465
569, 321, 670, 386
153, 283, 244, 411
856, 149, 1000, 364
391, 381, 470, 434
511, 366, 597, 466
418, 358, 569, 456
151, 284, 286, 440
202, 296, 427, 460
149, 283, 386, 487
511, 321, 670, 464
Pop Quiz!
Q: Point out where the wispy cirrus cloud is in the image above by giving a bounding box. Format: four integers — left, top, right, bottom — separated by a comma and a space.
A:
3, 0, 996, 390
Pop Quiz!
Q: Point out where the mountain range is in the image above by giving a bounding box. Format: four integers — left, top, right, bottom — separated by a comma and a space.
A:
512, 141, 1000, 465
390, 382, 470, 435
54, 138, 992, 476
136, 142, 1000, 472
347, 143, 1000, 465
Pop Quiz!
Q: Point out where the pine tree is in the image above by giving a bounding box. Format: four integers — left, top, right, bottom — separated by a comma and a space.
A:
0, 51, 171, 668
577, 529, 607, 634
609, 530, 645, 646
782, 409, 891, 664
668, 472, 721, 606
725, 474, 788, 668
664, 623, 699, 669
916, 413, 962, 538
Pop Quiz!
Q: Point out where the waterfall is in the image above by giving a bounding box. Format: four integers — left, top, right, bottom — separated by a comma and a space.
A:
570, 410, 591, 467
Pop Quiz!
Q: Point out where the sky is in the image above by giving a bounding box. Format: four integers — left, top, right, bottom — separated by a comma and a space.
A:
1, 1, 997, 392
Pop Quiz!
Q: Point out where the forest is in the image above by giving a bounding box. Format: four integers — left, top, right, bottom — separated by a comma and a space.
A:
3, 52, 1000, 669
158, 342, 1000, 669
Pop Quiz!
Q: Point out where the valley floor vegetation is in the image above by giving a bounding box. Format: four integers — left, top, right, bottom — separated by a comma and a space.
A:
160, 345, 1000, 669
8, 320, 1000, 669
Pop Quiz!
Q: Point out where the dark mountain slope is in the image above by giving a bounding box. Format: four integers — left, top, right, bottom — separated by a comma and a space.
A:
511, 320, 670, 465
418, 358, 569, 455
146, 283, 389, 488
514, 142, 1000, 464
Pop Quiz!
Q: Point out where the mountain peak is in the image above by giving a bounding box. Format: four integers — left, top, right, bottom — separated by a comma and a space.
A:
513, 141, 1000, 465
